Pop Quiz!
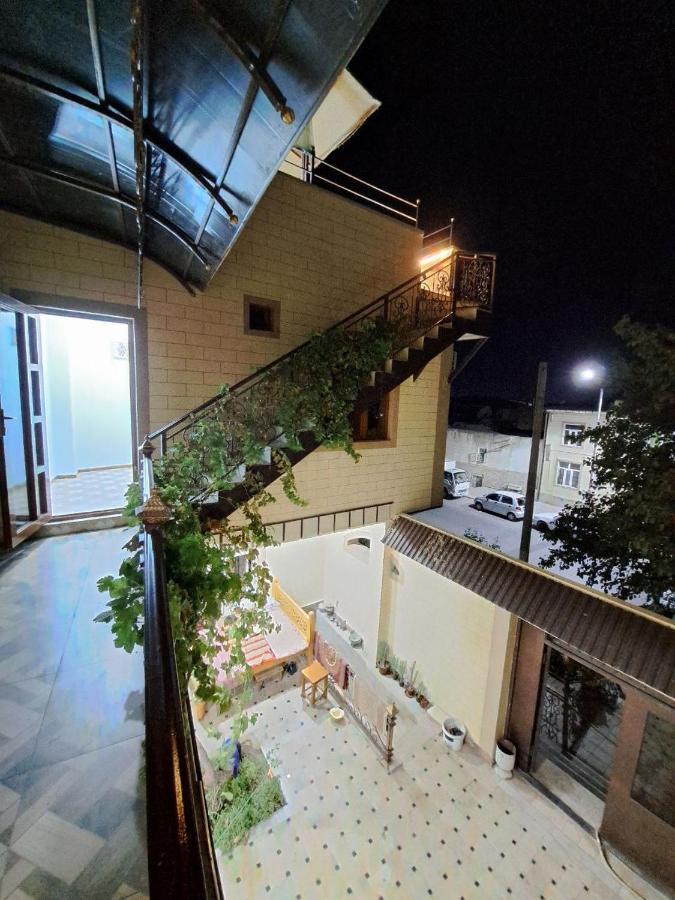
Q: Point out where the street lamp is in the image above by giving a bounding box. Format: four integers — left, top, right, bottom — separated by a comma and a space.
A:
574, 363, 604, 424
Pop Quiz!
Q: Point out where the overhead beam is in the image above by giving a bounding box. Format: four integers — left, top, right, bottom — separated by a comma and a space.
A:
0, 66, 238, 226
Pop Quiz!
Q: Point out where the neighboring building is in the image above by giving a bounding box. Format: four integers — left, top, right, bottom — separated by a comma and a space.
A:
538, 407, 605, 505
445, 402, 605, 505
445, 425, 531, 492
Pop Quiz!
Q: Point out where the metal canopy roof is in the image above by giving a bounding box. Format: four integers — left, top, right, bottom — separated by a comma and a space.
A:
0, 0, 387, 293
383, 516, 675, 700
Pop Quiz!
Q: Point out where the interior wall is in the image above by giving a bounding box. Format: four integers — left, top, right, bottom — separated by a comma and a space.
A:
41, 314, 132, 476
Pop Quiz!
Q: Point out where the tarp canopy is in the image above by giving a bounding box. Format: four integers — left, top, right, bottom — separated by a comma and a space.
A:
0, 0, 388, 292
281, 69, 380, 177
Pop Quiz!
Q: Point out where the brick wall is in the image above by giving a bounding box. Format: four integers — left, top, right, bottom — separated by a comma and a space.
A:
0, 172, 449, 517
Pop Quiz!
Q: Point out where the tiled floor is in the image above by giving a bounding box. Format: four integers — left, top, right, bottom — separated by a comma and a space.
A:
50, 466, 133, 516
0, 529, 148, 898
207, 674, 658, 900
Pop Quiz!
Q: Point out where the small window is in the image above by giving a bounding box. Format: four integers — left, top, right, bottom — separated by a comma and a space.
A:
477, 448, 487, 463
556, 460, 581, 488
472, 474, 483, 487
244, 295, 280, 337
351, 395, 390, 442
563, 423, 584, 446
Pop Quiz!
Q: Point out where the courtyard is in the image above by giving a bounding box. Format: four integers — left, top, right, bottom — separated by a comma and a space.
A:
205, 669, 650, 900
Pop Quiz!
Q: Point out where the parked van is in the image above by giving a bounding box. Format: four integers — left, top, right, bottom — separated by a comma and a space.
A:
443, 466, 470, 498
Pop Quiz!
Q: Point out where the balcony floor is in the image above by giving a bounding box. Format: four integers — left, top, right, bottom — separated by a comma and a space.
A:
0, 529, 148, 898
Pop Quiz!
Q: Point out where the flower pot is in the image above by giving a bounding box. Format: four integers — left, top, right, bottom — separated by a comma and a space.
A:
418, 696, 430, 709
194, 700, 207, 721
405, 686, 417, 698
378, 663, 392, 676
494, 738, 516, 778
443, 718, 466, 751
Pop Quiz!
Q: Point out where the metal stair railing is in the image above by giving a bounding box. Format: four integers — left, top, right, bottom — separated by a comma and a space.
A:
148, 250, 496, 456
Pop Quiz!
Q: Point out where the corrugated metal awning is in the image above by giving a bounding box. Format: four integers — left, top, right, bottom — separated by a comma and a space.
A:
383, 515, 675, 700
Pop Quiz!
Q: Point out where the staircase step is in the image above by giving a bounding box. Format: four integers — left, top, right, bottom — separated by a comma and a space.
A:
374, 371, 400, 391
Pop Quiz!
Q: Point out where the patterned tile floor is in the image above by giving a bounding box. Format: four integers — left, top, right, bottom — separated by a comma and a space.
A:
209, 675, 661, 900
50, 466, 133, 516
0, 529, 148, 898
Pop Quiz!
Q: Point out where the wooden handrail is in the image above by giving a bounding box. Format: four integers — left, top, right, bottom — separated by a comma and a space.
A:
139, 440, 223, 899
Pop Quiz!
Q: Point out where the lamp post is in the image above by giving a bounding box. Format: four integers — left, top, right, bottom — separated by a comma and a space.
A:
576, 365, 604, 425
575, 365, 605, 472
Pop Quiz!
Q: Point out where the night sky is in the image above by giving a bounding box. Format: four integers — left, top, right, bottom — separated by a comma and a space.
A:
332, 0, 674, 404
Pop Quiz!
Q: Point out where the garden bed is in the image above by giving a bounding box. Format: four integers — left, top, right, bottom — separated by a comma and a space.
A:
206, 750, 284, 853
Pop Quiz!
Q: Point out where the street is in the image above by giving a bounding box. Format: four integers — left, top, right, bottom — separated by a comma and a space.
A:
412, 496, 582, 584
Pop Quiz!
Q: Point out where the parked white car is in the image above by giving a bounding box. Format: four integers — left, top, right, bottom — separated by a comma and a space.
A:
474, 490, 525, 521
534, 511, 561, 532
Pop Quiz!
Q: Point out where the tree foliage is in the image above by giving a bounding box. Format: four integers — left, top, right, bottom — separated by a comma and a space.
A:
96, 318, 398, 725
540, 318, 675, 615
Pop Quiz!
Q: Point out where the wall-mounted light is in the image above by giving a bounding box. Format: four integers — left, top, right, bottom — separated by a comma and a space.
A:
419, 246, 453, 270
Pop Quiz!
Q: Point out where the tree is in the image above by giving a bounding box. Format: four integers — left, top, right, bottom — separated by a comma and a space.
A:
540, 318, 675, 616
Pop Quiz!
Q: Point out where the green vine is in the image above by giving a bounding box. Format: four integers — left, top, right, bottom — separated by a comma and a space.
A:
96, 317, 398, 728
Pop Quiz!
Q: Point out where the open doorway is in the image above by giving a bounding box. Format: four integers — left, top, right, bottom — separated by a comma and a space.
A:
39, 313, 133, 516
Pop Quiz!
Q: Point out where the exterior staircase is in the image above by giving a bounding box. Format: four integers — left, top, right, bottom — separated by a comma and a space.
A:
148, 250, 496, 519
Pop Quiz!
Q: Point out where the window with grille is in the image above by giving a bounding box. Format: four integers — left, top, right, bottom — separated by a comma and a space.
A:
556, 460, 581, 488
562, 423, 584, 446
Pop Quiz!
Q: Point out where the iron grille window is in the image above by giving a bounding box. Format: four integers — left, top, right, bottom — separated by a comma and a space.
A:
563, 423, 584, 446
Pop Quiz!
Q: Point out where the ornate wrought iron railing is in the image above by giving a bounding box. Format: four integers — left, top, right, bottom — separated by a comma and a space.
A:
148, 250, 495, 457
138, 443, 224, 899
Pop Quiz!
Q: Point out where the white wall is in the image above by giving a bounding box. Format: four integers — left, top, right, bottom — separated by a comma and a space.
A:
445, 426, 530, 492
379, 547, 515, 755
260, 523, 386, 666
41, 315, 132, 477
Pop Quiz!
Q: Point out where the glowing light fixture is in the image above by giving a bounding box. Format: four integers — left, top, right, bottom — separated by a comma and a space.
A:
573, 362, 604, 385
419, 245, 454, 269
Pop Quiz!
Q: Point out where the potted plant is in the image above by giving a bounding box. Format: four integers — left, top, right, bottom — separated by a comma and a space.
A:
377, 640, 392, 676
416, 682, 430, 709
397, 659, 408, 689
405, 661, 419, 698
392, 656, 403, 683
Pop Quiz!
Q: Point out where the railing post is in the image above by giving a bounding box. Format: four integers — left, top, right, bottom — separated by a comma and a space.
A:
138, 439, 223, 899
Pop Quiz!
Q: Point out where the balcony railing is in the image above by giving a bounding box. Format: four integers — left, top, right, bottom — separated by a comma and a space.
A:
281, 148, 420, 225
138, 443, 224, 899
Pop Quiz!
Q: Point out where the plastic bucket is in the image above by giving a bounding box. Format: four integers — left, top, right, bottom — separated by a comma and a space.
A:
442, 717, 466, 751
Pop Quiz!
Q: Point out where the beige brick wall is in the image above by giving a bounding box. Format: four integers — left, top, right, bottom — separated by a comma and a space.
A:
230, 353, 449, 525
0, 172, 448, 517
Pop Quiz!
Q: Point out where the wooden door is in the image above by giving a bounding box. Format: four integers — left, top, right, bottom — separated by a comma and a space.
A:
601, 689, 675, 890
